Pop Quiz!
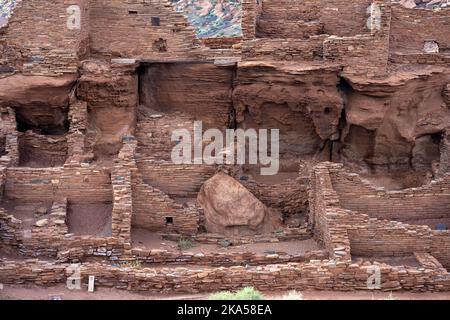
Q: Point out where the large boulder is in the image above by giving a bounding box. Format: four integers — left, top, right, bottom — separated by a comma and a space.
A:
197, 172, 281, 236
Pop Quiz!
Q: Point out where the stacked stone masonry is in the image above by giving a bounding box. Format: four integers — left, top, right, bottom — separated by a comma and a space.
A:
0, 0, 450, 296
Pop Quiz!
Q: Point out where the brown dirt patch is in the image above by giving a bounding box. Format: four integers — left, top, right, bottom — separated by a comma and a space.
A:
131, 228, 322, 255
67, 203, 112, 236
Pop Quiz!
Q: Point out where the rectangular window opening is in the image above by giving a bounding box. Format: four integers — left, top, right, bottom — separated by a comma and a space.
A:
151, 17, 160, 26
166, 217, 174, 225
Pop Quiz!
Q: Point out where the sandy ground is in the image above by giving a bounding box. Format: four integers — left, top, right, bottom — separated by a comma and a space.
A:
360, 171, 429, 190
2, 284, 450, 300
67, 203, 113, 236
0, 201, 113, 237
352, 255, 421, 267
131, 230, 322, 256
1, 200, 53, 230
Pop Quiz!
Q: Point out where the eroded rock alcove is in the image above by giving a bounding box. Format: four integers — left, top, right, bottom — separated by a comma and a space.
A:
1, 0, 450, 297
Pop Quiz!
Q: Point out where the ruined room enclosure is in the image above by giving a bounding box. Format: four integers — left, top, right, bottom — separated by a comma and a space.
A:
330, 165, 450, 231
67, 202, 112, 237
130, 61, 335, 252
14, 105, 69, 168
133, 58, 450, 241
310, 162, 450, 277
0, 167, 114, 242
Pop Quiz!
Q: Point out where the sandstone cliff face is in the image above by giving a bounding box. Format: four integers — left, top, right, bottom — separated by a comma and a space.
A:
77, 61, 137, 160
340, 66, 450, 174
233, 62, 343, 160
0, 74, 76, 108
0, 74, 76, 134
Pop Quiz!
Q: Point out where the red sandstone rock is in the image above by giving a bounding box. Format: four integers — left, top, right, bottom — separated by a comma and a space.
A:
198, 172, 281, 236
341, 67, 450, 173
1, 0, 450, 297
233, 61, 343, 161
0, 74, 76, 107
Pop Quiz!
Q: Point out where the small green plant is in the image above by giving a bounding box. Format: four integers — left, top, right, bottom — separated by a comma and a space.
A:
178, 237, 196, 251
218, 239, 232, 248
209, 287, 264, 300
281, 290, 304, 300
384, 292, 398, 300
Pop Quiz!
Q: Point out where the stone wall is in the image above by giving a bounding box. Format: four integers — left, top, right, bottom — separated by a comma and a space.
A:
89, 0, 200, 60
237, 174, 308, 215
4, 166, 113, 203
310, 165, 434, 257
244, 0, 392, 77
310, 162, 450, 267
389, 52, 450, 65
0, 207, 21, 246
323, 1, 391, 77
66, 99, 88, 161
0, 190, 127, 259
431, 231, 450, 270
0, 0, 89, 75
131, 171, 201, 235
256, 0, 321, 38
2, 258, 449, 293
135, 111, 195, 161
346, 215, 432, 257
328, 164, 450, 228
0, 107, 18, 167
122, 138, 201, 235
18, 131, 68, 167
440, 131, 450, 176
136, 160, 217, 197
242, 36, 325, 61
256, 0, 375, 38
111, 141, 135, 243
164, 225, 311, 245
390, 4, 450, 52
0, 142, 137, 257
309, 164, 351, 260
323, 35, 389, 77
241, 0, 260, 39
130, 247, 328, 267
